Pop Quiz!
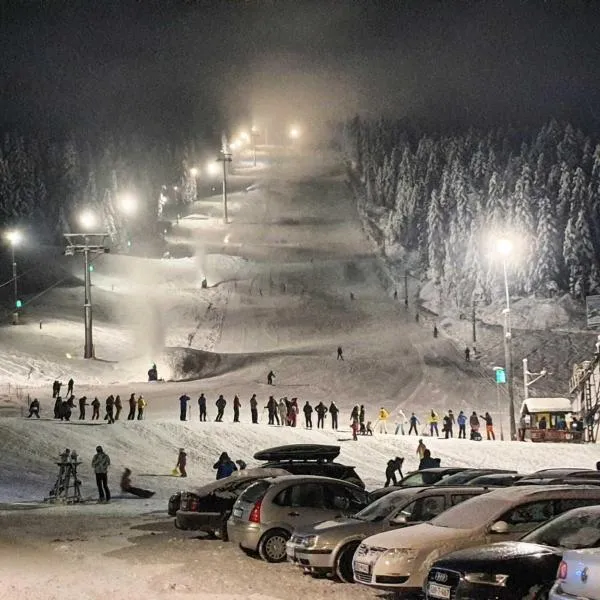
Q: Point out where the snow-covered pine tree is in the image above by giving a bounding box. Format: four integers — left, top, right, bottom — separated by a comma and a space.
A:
427, 188, 445, 283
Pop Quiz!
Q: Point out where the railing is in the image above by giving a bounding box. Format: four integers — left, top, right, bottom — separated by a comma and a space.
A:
528, 428, 584, 443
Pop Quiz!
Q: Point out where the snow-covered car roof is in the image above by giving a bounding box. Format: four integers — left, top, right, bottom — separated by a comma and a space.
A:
188, 467, 289, 496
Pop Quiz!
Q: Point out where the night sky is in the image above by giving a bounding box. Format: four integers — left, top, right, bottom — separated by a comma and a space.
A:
1, 0, 600, 139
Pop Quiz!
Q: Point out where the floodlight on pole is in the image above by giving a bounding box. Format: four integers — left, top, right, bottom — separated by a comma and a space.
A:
5, 230, 22, 322
189, 167, 199, 177
206, 161, 220, 177
289, 126, 300, 140
118, 193, 137, 216
79, 210, 97, 230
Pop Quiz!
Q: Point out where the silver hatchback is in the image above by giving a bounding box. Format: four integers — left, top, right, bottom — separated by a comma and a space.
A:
227, 475, 369, 562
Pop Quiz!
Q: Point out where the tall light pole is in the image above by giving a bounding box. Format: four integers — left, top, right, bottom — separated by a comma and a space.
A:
217, 150, 232, 224
497, 238, 516, 440
250, 127, 259, 167
6, 230, 22, 324
523, 357, 548, 399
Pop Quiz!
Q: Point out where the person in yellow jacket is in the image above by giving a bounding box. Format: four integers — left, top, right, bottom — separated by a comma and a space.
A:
375, 406, 389, 434
136, 395, 146, 420
428, 409, 439, 437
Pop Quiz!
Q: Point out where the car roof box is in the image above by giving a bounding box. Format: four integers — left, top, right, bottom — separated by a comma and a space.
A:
254, 444, 340, 462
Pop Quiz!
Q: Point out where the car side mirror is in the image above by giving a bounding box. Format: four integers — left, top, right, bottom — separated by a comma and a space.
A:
490, 520, 509, 534
390, 514, 407, 525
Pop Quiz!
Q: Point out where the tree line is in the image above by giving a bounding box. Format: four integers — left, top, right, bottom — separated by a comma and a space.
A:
339, 117, 600, 306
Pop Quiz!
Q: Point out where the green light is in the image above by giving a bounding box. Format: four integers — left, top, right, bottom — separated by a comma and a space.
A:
495, 368, 506, 384
89, 264, 94, 272
127, 240, 132, 247
15, 299, 22, 308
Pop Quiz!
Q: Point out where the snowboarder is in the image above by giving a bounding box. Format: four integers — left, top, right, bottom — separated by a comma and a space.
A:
469, 412, 481, 440
120, 468, 154, 498
457, 410, 467, 439
114, 395, 122, 420
92, 445, 111, 503
213, 452, 237, 480
481, 412, 495, 440
175, 448, 187, 477
266, 395, 277, 425
233, 395, 241, 422
277, 398, 287, 426
329, 401, 339, 429
267, 370, 275, 385
433, 324, 438, 338
395, 408, 408, 435
303, 401, 313, 428
67, 378, 74, 396
416, 439, 427, 459
465, 347, 470, 362
136, 395, 146, 420
418, 449, 438, 470
250, 393, 258, 424
78, 396, 87, 420
127, 393, 136, 420
375, 407, 389, 434
337, 346, 344, 360
215, 395, 226, 422
384, 457, 404, 487
428, 410, 439, 437
91, 397, 100, 420
198, 393, 207, 421
179, 393, 190, 421
288, 398, 298, 427
443, 413, 453, 439
104, 395, 115, 424
315, 401, 328, 429
53, 396, 61, 419
27, 398, 40, 418
408, 412, 420, 435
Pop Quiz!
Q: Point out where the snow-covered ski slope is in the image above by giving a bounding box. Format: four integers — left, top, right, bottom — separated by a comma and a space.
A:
0, 149, 596, 504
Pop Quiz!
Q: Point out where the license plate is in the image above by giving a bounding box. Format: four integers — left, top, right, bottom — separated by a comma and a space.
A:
354, 561, 370, 575
232, 507, 242, 518
427, 582, 451, 599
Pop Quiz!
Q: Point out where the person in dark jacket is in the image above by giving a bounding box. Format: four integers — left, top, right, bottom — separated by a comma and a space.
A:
538, 416, 547, 430
53, 396, 62, 419
114, 395, 122, 420
67, 378, 74, 396
105, 395, 115, 424
469, 412, 480, 440
249, 394, 258, 423
60, 397, 72, 421
408, 412, 420, 435
198, 393, 207, 421
315, 402, 328, 429
303, 401, 313, 428
351, 405, 359, 421
359, 405, 365, 426
127, 393, 136, 420
78, 396, 87, 420
267, 370, 275, 385
266, 395, 277, 425
120, 468, 154, 498
179, 394, 190, 421
384, 457, 404, 487
233, 395, 241, 422
215, 395, 226, 422
91, 397, 100, 420
443, 414, 453, 439
52, 380, 60, 398
213, 452, 237, 480
27, 398, 40, 418
418, 449, 438, 470
480, 412, 495, 440
288, 398, 298, 427
337, 346, 344, 360
175, 448, 187, 477
329, 401, 339, 430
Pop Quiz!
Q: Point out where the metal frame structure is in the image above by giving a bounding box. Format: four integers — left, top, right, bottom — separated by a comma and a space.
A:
570, 355, 600, 442
64, 233, 109, 359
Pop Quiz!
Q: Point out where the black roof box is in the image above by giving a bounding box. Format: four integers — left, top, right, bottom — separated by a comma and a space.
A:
254, 444, 340, 462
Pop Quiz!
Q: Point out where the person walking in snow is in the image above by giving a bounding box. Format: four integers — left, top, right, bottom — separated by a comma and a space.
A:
114, 395, 122, 421
198, 393, 207, 421
384, 457, 404, 487
469, 411, 480, 440
277, 398, 287, 426
215, 395, 226, 422
337, 346, 344, 360
303, 401, 313, 428
465, 347, 470, 362
78, 396, 87, 420
375, 407, 389, 434
213, 452, 237, 480
179, 393, 190, 421
67, 378, 74, 396
52, 380, 61, 398
105, 395, 115, 424
175, 448, 187, 477
408, 412, 420, 435
288, 398, 298, 427
481, 412, 495, 440
267, 370, 275, 385
233, 395, 241, 423
92, 445, 111, 503
250, 394, 258, 424
27, 398, 40, 418
91, 397, 100, 420
416, 439, 427, 459
329, 401, 339, 430
136, 395, 146, 420
428, 410, 439, 437
395, 408, 408, 435
315, 401, 328, 429
266, 395, 277, 425
127, 393, 136, 420
457, 410, 467, 439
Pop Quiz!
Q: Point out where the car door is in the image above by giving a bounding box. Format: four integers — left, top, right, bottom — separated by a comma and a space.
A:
389, 494, 447, 527
272, 482, 334, 528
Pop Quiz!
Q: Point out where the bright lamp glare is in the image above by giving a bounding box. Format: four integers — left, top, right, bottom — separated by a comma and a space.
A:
230, 141, 240, 150
79, 210, 97, 230
206, 161, 220, 176
119, 193, 137, 216
6, 230, 22, 246
239, 131, 250, 142
189, 167, 199, 177
289, 126, 300, 139
496, 239, 512, 256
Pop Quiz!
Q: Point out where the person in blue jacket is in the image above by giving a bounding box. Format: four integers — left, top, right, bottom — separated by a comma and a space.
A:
457, 410, 467, 439
213, 452, 238, 480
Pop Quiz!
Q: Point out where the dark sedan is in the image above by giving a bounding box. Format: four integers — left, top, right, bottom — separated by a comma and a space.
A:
425, 504, 600, 600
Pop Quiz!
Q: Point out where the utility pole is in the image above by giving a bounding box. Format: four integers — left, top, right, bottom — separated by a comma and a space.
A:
404, 270, 409, 308
523, 357, 548, 400
217, 150, 232, 224
471, 300, 477, 348
64, 233, 109, 359
251, 128, 259, 167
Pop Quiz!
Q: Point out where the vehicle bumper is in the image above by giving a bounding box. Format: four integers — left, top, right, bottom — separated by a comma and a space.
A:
352, 553, 418, 591
175, 511, 221, 532
425, 581, 515, 600
286, 543, 334, 569
227, 518, 263, 551
549, 582, 590, 600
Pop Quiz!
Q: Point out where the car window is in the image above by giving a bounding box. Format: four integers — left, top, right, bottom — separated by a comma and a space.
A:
400, 473, 426, 486
524, 509, 600, 548
328, 484, 367, 512
239, 480, 271, 503
556, 498, 600, 513
275, 483, 327, 509
450, 494, 481, 506
498, 501, 554, 532
399, 495, 445, 522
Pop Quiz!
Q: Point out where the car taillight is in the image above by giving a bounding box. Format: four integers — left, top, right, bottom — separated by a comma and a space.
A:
189, 497, 199, 512
249, 500, 262, 523
557, 561, 568, 580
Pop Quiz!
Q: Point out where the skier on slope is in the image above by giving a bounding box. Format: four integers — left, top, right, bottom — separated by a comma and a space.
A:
114, 395, 122, 421
288, 398, 298, 427
266, 396, 277, 425
91, 397, 101, 420
78, 396, 87, 420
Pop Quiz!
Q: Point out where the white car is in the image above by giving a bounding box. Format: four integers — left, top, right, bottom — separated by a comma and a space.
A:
550, 548, 600, 600
352, 485, 600, 594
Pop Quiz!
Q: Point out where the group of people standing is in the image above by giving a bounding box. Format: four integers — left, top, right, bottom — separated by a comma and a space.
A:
398, 409, 496, 441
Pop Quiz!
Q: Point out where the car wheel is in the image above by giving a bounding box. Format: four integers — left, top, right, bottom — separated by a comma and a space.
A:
334, 542, 359, 583
258, 529, 290, 562
218, 516, 229, 542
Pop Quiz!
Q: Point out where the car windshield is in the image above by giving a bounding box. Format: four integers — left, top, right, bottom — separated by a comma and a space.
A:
523, 508, 600, 549
354, 491, 413, 522
435, 471, 486, 485
430, 496, 510, 529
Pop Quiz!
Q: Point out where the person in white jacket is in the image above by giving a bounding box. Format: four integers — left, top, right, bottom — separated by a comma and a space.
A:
395, 408, 408, 435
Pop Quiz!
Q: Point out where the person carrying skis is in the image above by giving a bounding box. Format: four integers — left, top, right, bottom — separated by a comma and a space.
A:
120, 468, 154, 498
408, 412, 420, 435
315, 401, 328, 429
91, 397, 100, 420
114, 395, 122, 420
78, 396, 87, 420
457, 410, 467, 439
303, 401, 313, 428
175, 448, 187, 477
384, 457, 404, 487
288, 398, 298, 427
428, 410, 439, 437
416, 439, 427, 459
249, 393, 258, 424
215, 395, 226, 422
267, 370, 275, 385
277, 398, 287, 426
127, 393, 137, 420
27, 398, 40, 418
233, 395, 241, 422
329, 401, 339, 430
198, 393, 207, 421
375, 407, 389, 434
136, 395, 146, 420
179, 393, 190, 421
92, 445, 111, 503
213, 452, 237, 480
481, 412, 495, 440
469, 411, 480, 440
105, 395, 115, 424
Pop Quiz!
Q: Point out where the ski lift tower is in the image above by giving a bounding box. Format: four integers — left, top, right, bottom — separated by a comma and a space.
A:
570, 351, 600, 443
64, 233, 110, 359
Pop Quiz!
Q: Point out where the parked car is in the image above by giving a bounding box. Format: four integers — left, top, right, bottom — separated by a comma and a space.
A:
551, 548, 600, 600
353, 485, 600, 594
174, 468, 288, 538
287, 486, 491, 583
521, 469, 591, 481
434, 469, 517, 486
426, 504, 600, 600
467, 473, 524, 487
255, 444, 365, 488
228, 475, 369, 562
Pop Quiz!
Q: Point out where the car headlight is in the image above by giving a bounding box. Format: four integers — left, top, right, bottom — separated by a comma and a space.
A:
302, 535, 318, 549
463, 573, 509, 587
384, 548, 419, 561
